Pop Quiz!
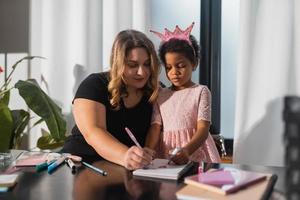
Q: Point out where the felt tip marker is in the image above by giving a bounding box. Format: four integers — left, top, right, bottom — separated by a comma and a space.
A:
47, 156, 65, 174
82, 161, 107, 176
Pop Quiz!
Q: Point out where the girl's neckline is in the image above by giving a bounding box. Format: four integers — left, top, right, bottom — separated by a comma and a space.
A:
169, 83, 198, 91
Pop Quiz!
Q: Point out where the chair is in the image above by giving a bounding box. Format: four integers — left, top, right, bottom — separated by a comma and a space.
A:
211, 134, 233, 163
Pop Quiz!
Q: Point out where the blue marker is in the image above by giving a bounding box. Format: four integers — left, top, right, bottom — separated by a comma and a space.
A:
36, 160, 56, 172
82, 161, 107, 176
47, 156, 65, 174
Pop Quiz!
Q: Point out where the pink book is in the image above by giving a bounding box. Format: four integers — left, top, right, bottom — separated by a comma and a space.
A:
198, 170, 235, 186
14, 152, 49, 167
184, 168, 267, 195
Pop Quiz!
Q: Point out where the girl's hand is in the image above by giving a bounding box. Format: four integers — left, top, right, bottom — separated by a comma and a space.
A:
170, 148, 189, 165
123, 146, 155, 170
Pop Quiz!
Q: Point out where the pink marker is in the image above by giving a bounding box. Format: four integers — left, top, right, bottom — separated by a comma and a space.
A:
124, 127, 142, 148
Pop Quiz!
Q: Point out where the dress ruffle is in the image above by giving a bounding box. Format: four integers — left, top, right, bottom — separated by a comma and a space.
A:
159, 128, 221, 163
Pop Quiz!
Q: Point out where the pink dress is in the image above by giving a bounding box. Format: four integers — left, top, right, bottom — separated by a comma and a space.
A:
151, 84, 221, 163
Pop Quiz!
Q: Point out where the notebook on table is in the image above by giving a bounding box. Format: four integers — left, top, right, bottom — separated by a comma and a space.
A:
184, 168, 269, 195
14, 151, 49, 167
14, 151, 62, 167
0, 174, 20, 192
177, 167, 277, 199
132, 158, 193, 180
177, 174, 277, 200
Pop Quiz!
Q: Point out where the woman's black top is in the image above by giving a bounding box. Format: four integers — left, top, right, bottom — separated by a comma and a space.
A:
62, 72, 153, 162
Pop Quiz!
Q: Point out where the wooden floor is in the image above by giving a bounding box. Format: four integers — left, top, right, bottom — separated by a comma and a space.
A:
221, 156, 233, 163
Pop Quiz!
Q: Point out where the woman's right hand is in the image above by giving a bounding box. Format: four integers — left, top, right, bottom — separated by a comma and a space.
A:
123, 146, 155, 170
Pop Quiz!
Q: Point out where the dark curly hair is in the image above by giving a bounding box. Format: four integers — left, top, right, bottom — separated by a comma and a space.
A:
158, 35, 200, 67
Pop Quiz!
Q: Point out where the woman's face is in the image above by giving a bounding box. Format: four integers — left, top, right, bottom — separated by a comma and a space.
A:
123, 47, 151, 90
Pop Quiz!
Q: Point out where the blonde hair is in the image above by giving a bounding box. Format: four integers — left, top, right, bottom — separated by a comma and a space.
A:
108, 30, 160, 110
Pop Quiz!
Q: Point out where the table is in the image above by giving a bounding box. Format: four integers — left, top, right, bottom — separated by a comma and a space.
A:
0, 153, 286, 200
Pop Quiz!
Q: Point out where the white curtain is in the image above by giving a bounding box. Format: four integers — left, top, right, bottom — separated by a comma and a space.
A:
29, 0, 150, 148
234, 0, 300, 166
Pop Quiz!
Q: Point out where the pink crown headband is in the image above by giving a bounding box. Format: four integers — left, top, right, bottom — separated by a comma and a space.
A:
150, 22, 195, 45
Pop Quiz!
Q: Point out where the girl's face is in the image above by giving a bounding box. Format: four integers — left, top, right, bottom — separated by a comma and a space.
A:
165, 52, 195, 90
123, 47, 151, 91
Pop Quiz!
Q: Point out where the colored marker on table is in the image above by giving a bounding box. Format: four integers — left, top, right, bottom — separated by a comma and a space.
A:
35, 160, 56, 172
82, 161, 107, 176
65, 158, 76, 174
47, 156, 66, 174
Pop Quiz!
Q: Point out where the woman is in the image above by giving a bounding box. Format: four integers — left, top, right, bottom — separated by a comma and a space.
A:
62, 30, 160, 170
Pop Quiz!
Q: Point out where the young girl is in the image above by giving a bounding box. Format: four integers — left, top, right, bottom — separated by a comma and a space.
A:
146, 23, 221, 164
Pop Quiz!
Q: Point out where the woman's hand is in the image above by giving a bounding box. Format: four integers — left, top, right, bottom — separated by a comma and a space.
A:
170, 148, 189, 165
123, 146, 155, 170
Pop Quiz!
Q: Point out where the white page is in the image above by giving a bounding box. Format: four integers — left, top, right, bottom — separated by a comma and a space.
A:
133, 159, 192, 180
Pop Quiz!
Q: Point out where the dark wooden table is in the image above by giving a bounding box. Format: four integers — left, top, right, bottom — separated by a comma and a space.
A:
0, 154, 286, 200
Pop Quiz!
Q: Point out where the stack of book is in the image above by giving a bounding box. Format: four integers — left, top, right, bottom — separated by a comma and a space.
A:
0, 174, 19, 192
176, 167, 277, 200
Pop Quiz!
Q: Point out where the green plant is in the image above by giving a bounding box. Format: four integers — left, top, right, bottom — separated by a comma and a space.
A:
0, 56, 66, 152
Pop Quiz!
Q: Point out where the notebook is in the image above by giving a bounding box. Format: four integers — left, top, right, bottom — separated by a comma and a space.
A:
14, 151, 49, 167
184, 168, 268, 195
0, 174, 19, 187
177, 174, 277, 200
196, 169, 235, 185
132, 158, 193, 180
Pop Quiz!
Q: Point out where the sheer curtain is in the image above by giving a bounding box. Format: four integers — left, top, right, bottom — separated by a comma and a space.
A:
29, 0, 150, 148
233, 0, 300, 166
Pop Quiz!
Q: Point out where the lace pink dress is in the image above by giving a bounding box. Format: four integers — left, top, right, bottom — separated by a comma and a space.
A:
151, 84, 221, 163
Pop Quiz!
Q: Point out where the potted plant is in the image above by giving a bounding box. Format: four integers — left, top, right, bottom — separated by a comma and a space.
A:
0, 56, 66, 152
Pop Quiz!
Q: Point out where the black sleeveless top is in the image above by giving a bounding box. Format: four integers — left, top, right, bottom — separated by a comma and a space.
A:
62, 72, 153, 162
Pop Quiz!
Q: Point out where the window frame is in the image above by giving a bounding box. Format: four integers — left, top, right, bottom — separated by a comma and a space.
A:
199, 0, 221, 134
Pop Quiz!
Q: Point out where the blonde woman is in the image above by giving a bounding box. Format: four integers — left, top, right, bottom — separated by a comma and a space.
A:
63, 30, 160, 170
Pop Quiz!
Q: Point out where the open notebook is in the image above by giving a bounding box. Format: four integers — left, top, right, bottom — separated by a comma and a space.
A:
132, 158, 193, 180
183, 167, 271, 195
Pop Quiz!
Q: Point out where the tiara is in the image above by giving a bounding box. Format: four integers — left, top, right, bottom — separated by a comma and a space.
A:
150, 22, 195, 44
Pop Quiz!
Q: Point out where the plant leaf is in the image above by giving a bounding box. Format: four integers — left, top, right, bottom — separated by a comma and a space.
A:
37, 133, 64, 150
15, 79, 66, 141
10, 110, 30, 148
0, 102, 14, 152
32, 118, 44, 127
11, 56, 45, 70
0, 90, 10, 105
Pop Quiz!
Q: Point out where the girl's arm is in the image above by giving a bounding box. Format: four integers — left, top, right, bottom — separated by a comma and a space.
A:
145, 123, 162, 150
184, 120, 210, 155
185, 86, 211, 156
73, 98, 153, 170
172, 120, 210, 164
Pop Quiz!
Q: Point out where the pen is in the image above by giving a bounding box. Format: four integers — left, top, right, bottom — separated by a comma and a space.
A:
167, 147, 182, 164
82, 161, 107, 176
65, 158, 76, 174
124, 127, 142, 148
47, 156, 66, 174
